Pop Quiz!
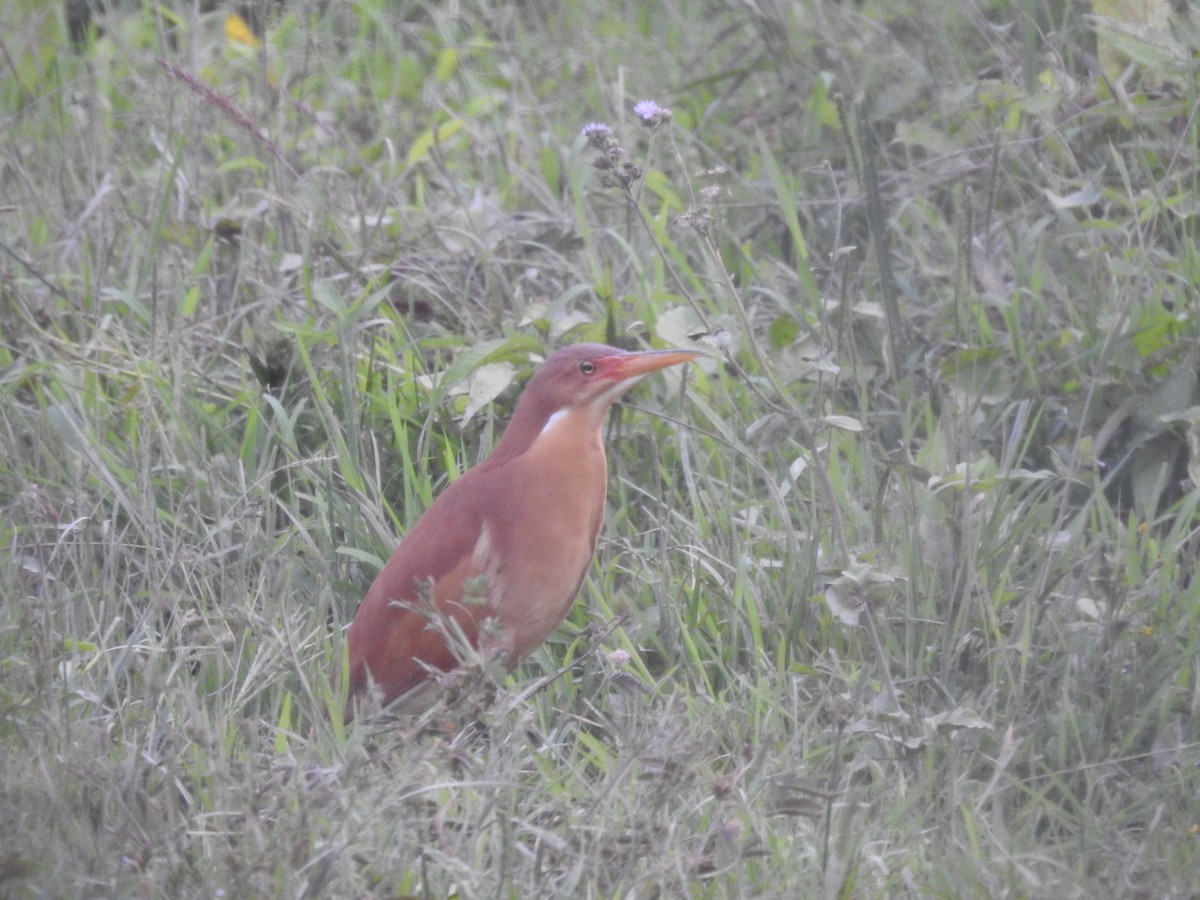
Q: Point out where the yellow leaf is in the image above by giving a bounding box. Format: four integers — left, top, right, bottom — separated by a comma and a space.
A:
225, 12, 261, 49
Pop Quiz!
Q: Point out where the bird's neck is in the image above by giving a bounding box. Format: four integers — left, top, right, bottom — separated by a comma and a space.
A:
490, 398, 608, 463
513, 404, 609, 515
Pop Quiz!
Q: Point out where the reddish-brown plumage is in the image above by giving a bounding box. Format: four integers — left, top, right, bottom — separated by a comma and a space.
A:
343, 343, 698, 720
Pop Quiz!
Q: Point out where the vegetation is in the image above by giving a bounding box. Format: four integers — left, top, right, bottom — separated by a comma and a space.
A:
2, 0, 1199, 895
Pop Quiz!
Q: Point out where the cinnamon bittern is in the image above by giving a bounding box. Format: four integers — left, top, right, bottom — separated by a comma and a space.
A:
343, 342, 699, 720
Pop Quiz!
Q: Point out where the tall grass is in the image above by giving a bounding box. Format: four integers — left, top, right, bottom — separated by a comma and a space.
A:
2, 0, 1199, 895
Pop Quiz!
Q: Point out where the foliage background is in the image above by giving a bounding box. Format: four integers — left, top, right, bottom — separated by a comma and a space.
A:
2, 0, 1199, 896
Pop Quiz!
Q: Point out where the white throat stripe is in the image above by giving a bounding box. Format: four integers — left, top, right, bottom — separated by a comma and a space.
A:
539, 407, 569, 437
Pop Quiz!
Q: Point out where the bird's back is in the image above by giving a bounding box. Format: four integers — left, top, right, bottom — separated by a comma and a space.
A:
345, 469, 491, 711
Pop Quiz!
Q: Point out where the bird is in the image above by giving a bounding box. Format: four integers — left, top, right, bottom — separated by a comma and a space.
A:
342, 342, 699, 721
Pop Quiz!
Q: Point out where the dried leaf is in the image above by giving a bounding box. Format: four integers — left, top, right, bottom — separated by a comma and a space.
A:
462, 362, 517, 424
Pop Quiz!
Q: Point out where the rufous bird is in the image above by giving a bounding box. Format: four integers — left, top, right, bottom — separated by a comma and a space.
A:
343, 342, 699, 720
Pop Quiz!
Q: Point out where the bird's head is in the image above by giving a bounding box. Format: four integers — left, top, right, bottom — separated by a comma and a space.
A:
493, 343, 700, 459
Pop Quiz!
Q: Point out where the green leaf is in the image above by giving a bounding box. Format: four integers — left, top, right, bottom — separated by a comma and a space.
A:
275, 693, 292, 753
406, 117, 466, 169
1130, 302, 1183, 361
434, 47, 458, 82
768, 314, 801, 349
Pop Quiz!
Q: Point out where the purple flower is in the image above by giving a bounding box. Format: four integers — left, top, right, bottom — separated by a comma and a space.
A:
634, 99, 673, 125
582, 122, 612, 139
582, 121, 614, 149
634, 100, 659, 120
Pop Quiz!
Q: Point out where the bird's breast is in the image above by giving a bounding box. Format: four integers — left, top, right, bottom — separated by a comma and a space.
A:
481, 407, 609, 660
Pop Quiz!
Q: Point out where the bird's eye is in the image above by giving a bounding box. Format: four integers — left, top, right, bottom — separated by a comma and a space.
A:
579, 360, 597, 375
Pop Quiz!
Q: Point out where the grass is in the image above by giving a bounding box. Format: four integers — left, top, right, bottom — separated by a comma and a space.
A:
3, 0, 1200, 895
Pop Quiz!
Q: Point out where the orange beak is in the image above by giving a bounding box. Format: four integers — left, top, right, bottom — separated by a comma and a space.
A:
604, 348, 702, 382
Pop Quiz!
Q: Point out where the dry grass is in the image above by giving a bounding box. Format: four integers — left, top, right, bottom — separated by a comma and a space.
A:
3, 0, 1200, 896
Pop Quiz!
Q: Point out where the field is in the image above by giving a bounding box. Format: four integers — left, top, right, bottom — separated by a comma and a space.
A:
3, 0, 1199, 896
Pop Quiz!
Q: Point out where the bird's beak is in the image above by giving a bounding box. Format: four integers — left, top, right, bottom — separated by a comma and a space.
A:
608, 348, 702, 382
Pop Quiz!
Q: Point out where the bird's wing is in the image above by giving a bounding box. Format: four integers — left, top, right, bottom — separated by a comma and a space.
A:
346, 471, 496, 711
